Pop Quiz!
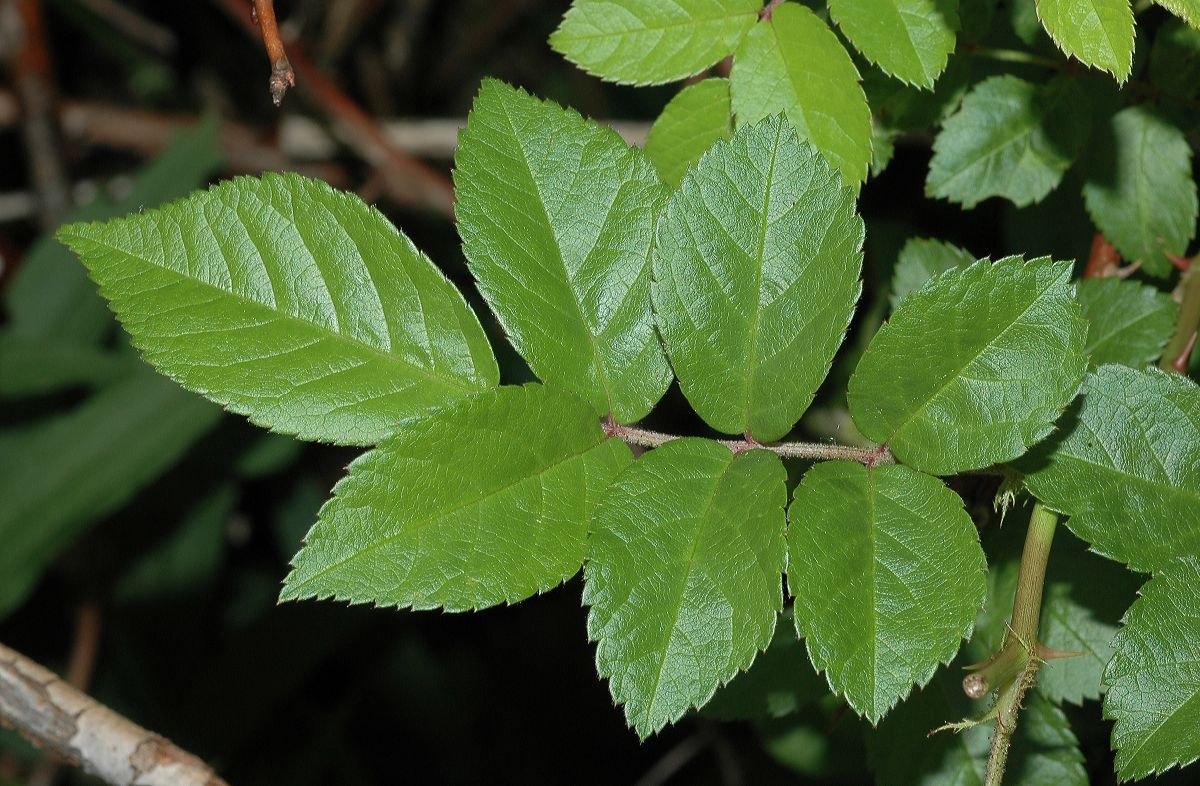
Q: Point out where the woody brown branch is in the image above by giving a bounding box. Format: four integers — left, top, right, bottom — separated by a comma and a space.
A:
251, 0, 294, 106
0, 642, 228, 786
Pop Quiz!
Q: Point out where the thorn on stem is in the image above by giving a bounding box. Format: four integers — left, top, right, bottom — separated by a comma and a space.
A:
1172, 330, 1197, 374
1168, 252, 1192, 273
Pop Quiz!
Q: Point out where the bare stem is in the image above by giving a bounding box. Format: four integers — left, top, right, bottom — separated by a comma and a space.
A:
1161, 260, 1200, 374
603, 421, 895, 466
251, 0, 294, 106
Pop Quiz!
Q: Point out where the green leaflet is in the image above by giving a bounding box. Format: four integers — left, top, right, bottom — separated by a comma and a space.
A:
1104, 557, 1200, 780
643, 78, 733, 189
927, 75, 1090, 208
586, 439, 787, 737
0, 369, 221, 618
871, 670, 1087, 785
829, 0, 959, 89
1157, 0, 1200, 30
730, 2, 872, 187
788, 461, 986, 723
1150, 19, 1200, 99
1035, 0, 1134, 80
281, 384, 632, 611
1023, 365, 1200, 573
1081, 106, 1198, 278
0, 333, 132, 398
848, 257, 1087, 475
889, 237, 974, 311
653, 115, 863, 441
703, 618, 826, 721
455, 80, 671, 423
58, 173, 498, 446
1076, 277, 1178, 367
549, 0, 759, 85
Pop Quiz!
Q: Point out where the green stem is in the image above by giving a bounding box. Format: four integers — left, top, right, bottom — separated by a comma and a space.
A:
965, 502, 1059, 786
603, 421, 894, 465
1160, 263, 1200, 374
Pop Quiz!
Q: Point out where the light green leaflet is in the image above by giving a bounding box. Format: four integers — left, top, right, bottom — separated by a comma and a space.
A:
1076, 277, 1178, 367
848, 257, 1087, 475
730, 2, 873, 187
871, 672, 1087, 785
0, 369, 220, 619
586, 438, 787, 738
1104, 557, 1200, 781
549, 0, 760, 85
653, 115, 863, 441
889, 237, 974, 311
1156, 0, 1200, 29
788, 462, 986, 723
829, 0, 959, 89
1081, 106, 1198, 278
1035, 0, 1134, 80
1023, 365, 1200, 573
281, 384, 632, 611
927, 75, 1089, 208
58, 173, 498, 446
455, 80, 671, 423
643, 78, 733, 189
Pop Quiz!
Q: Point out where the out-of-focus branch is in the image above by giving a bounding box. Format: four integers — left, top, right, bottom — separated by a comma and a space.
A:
0, 641, 228, 786
3, 0, 70, 228
251, 0, 294, 106
215, 0, 455, 217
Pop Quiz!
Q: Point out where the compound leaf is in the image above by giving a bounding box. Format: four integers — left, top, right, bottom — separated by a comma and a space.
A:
1023, 365, 1200, 573
549, 0, 760, 85
1035, 0, 1134, 80
788, 461, 986, 723
281, 384, 631, 611
1104, 556, 1200, 780
643, 78, 733, 188
849, 257, 1087, 475
653, 115, 863, 441
730, 2, 872, 187
58, 173, 498, 446
455, 79, 671, 423
889, 237, 974, 311
1081, 106, 1198, 278
829, 0, 959, 89
927, 75, 1089, 208
586, 438, 787, 737
1076, 277, 1178, 368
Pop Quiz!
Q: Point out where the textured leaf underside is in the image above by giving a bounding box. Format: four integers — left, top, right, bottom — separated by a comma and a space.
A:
549, 0, 760, 85
455, 79, 672, 423
730, 2, 873, 187
788, 461, 986, 722
58, 173, 498, 446
1104, 556, 1200, 781
1023, 365, 1200, 573
848, 257, 1088, 475
586, 438, 787, 737
280, 384, 632, 611
653, 115, 863, 441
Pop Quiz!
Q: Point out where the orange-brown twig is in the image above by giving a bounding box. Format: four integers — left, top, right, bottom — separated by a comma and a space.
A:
1083, 232, 1120, 278
251, 0, 294, 106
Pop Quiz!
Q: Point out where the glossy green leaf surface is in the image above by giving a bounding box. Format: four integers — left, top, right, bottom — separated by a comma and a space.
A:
1104, 557, 1200, 780
788, 461, 986, 722
927, 76, 1089, 208
643, 78, 733, 189
58, 173, 498, 446
549, 0, 759, 85
1036, 0, 1134, 80
281, 384, 630, 611
0, 370, 221, 618
828, 0, 959, 89
653, 115, 863, 441
1023, 365, 1200, 573
849, 257, 1087, 475
889, 237, 974, 311
872, 671, 1087, 785
730, 2, 872, 187
455, 80, 671, 423
586, 439, 787, 737
1081, 106, 1198, 278
1076, 277, 1178, 367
